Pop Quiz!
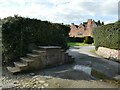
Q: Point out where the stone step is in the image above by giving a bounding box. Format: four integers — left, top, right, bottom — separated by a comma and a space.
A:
38, 46, 62, 52
7, 46, 75, 74
32, 50, 46, 54
38, 46, 47, 51
21, 57, 34, 63
14, 62, 28, 70
27, 53, 40, 59
7, 66, 20, 74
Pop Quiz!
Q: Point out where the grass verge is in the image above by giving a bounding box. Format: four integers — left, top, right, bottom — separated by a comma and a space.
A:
89, 50, 96, 53
67, 42, 90, 47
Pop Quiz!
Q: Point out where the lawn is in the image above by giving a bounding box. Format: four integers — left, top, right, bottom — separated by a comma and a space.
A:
67, 42, 90, 47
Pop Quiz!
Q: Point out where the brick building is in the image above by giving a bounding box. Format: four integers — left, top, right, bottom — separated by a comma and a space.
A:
69, 19, 103, 37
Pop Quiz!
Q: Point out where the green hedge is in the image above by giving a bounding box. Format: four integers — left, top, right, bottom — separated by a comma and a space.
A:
69, 36, 93, 44
2, 16, 70, 64
83, 36, 93, 44
69, 37, 85, 42
93, 21, 120, 50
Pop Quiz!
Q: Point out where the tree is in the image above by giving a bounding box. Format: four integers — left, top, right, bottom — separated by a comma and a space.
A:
98, 20, 101, 25
102, 22, 104, 25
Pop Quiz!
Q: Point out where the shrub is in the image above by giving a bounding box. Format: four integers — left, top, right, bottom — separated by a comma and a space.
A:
69, 37, 85, 42
83, 36, 93, 44
69, 36, 93, 44
2, 16, 70, 64
93, 21, 120, 50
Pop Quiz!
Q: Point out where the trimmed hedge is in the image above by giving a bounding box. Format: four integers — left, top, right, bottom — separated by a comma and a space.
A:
2, 16, 70, 64
83, 36, 93, 44
69, 37, 85, 42
93, 21, 120, 50
69, 36, 93, 44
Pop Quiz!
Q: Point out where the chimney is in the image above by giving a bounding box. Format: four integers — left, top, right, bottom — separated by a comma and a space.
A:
87, 19, 92, 25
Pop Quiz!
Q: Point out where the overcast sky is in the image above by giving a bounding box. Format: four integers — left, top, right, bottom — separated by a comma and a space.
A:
0, 0, 119, 24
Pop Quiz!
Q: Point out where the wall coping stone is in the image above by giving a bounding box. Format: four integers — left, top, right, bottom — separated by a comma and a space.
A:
96, 47, 120, 61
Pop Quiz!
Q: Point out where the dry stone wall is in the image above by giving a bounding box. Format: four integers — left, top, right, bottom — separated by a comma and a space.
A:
96, 47, 120, 61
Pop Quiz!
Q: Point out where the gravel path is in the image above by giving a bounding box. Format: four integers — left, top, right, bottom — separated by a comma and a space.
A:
1, 45, 120, 88
1, 74, 118, 88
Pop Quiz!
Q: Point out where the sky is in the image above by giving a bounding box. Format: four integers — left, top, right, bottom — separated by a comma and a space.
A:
0, 0, 119, 25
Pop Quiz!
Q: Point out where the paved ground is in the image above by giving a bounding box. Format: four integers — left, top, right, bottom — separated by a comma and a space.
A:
1, 45, 120, 88
68, 46, 120, 79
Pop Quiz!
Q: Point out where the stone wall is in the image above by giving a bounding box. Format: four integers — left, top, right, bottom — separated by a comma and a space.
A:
96, 47, 120, 61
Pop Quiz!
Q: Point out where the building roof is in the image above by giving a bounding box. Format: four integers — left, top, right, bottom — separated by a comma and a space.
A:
69, 19, 102, 37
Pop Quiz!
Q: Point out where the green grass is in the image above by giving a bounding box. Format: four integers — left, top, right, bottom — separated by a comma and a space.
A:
67, 42, 89, 47
89, 50, 96, 53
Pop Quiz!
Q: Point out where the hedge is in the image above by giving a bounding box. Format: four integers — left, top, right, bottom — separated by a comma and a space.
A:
69, 37, 85, 42
69, 36, 93, 44
2, 16, 70, 64
93, 21, 120, 50
83, 36, 93, 44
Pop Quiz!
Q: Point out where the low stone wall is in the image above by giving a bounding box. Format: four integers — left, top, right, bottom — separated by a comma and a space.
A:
96, 47, 120, 61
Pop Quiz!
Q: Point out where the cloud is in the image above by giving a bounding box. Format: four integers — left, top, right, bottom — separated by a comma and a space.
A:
0, 0, 119, 24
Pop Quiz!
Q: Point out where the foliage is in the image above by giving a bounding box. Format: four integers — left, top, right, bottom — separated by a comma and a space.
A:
89, 50, 96, 53
93, 21, 120, 50
67, 42, 89, 47
83, 36, 93, 44
69, 37, 85, 42
69, 36, 93, 44
2, 16, 70, 64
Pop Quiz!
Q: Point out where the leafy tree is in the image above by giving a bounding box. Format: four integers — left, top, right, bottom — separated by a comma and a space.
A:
98, 20, 101, 25
102, 22, 104, 25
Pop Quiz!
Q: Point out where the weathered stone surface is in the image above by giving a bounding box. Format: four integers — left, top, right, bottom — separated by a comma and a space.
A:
96, 47, 120, 61
29, 73, 35, 76
7, 67, 20, 74
7, 46, 74, 73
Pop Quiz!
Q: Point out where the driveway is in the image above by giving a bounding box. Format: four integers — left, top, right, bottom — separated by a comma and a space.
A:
67, 46, 120, 79
2, 45, 120, 88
